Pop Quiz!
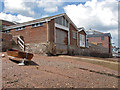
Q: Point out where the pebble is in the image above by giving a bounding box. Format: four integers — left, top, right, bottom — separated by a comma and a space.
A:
1, 54, 5, 58
13, 74, 16, 77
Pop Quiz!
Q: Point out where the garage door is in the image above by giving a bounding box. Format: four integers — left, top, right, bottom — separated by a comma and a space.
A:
55, 28, 68, 54
56, 28, 68, 45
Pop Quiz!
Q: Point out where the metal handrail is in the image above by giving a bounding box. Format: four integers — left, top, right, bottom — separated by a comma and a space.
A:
17, 36, 25, 51
18, 36, 24, 44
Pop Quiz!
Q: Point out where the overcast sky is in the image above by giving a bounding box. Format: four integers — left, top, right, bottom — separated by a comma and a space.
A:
0, 0, 119, 47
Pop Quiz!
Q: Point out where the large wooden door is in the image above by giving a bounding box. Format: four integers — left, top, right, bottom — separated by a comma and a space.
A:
55, 28, 68, 54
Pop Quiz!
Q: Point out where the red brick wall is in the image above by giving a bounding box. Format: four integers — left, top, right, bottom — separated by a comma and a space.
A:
69, 23, 77, 46
87, 36, 110, 49
9, 22, 47, 44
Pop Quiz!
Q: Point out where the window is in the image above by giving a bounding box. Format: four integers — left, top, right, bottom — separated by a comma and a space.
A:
16, 26, 25, 31
3, 25, 6, 28
6, 30, 10, 33
80, 34, 85, 47
65, 19, 68, 27
4, 30, 11, 33
1, 38, 3, 41
31, 23, 43, 28
97, 43, 102, 46
55, 16, 68, 27
38, 23, 43, 26
32, 24, 36, 27
59, 17, 62, 25
62, 17, 65, 26
101, 36, 104, 40
55, 18, 58, 23
72, 31, 77, 39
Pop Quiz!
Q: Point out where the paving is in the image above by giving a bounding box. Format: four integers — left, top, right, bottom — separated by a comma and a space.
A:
1, 52, 119, 88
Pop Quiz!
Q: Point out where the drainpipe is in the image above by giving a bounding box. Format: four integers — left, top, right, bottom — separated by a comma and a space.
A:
68, 22, 70, 45
46, 19, 50, 42
86, 34, 87, 48
77, 31, 78, 47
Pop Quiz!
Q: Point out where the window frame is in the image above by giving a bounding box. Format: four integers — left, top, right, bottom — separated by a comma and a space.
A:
55, 16, 69, 27
5, 30, 11, 33
72, 31, 77, 39
16, 26, 25, 31
80, 34, 85, 47
97, 42, 102, 46
31, 23, 43, 28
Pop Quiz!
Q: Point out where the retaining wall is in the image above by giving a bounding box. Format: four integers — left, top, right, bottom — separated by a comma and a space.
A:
25, 42, 112, 58
25, 43, 49, 56
1, 33, 12, 51
68, 43, 112, 58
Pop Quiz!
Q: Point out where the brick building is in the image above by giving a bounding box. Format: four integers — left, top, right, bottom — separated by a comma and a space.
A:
86, 29, 112, 54
0, 19, 16, 31
4, 13, 87, 55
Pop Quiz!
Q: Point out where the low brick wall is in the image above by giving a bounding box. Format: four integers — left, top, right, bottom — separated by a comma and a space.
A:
88, 43, 112, 58
68, 43, 112, 58
24, 42, 112, 58
68, 45, 89, 56
25, 43, 49, 56
1, 33, 12, 51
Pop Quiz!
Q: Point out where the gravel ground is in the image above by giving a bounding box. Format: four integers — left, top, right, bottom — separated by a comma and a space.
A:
1, 52, 119, 88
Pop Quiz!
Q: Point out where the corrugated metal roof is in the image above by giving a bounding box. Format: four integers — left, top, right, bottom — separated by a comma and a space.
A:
86, 29, 103, 35
87, 33, 111, 38
5, 13, 79, 30
5, 13, 65, 30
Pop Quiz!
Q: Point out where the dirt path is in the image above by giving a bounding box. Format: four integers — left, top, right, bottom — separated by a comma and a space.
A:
1, 53, 119, 88
59, 55, 119, 64
59, 55, 119, 71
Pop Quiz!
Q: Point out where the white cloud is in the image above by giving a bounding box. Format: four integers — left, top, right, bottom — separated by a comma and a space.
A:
44, 6, 58, 13
0, 12, 34, 23
3, 0, 63, 16
4, 0, 35, 16
37, 0, 63, 13
64, 0, 118, 46
41, 15, 49, 18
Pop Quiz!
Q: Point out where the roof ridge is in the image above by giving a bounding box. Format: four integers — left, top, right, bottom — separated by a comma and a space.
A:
5, 13, 66, 29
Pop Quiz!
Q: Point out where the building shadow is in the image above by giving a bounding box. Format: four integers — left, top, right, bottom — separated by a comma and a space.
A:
9, 58, 39, 66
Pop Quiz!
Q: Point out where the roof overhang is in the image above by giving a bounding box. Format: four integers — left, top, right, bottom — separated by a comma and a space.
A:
78, 27, 87, 34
